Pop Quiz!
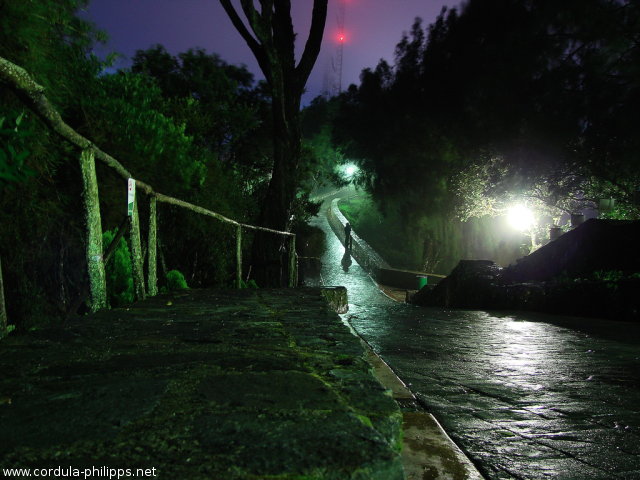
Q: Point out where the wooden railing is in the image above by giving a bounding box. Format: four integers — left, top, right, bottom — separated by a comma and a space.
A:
0, 56, 297, 321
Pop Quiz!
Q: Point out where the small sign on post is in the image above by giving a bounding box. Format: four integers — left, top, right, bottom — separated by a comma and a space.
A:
127, 178, 136, 216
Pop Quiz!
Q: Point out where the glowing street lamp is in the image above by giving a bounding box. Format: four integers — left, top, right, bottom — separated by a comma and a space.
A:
507, 203, 540, 252
507, 204, 535, 232
341, 163, 359, 180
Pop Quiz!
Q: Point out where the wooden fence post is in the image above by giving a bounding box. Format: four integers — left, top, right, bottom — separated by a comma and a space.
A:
128, 179, 146, 301
288, 235, 297, 288
80, 149, 107, 311
0, 255, 7, 338
147, 195, 158, 296
236, 225, 242, 289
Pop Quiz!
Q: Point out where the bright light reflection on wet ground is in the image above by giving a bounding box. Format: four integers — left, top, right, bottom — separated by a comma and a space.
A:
309, 205, 640, 480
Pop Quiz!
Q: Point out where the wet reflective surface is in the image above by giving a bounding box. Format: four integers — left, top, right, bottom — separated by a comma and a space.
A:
310, 210, 640, 479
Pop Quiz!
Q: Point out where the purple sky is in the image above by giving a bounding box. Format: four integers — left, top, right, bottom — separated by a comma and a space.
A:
83, 0, 459, 103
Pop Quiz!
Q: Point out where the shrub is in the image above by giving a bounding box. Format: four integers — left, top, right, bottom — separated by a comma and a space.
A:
166, 270, 189, 291
102, 228, 134, 306
593, 270, 624, 283
240, 279, 259, 289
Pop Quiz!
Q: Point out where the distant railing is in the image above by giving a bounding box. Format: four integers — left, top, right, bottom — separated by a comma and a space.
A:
0, 56, 297, 323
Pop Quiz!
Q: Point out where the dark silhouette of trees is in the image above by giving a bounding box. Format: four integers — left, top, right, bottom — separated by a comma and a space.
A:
336, 0, 640, 221
219, 0, 328, 286
130, 45, 273, 202
331, 0, 639, 272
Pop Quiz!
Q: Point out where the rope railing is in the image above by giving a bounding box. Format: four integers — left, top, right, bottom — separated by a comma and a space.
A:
0, 56, 297, 315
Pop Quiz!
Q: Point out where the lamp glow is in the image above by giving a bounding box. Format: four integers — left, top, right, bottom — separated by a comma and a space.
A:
507, 204, 535, 231
344, 164, 357, 177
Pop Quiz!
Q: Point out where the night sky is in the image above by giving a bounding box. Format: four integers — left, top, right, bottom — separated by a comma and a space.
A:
82, 0, 459, 103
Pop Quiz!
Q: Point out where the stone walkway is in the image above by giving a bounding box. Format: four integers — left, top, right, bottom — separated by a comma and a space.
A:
312, 189, 640, 479
0, 288, 404, 479
311, 193, 487, 479
350, 307, 640, 479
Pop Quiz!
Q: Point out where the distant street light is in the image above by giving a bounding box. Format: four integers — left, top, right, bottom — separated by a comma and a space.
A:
341, 163, 359, 180
507, 204, 535, 232
507, 203, 540, 252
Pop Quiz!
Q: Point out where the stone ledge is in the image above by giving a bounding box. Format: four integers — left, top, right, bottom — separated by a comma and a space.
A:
357, 328, 485, 480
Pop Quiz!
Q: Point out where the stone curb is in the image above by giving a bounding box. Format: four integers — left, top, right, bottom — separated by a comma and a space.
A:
324, 197, 485, 479
352, 327, 486, 480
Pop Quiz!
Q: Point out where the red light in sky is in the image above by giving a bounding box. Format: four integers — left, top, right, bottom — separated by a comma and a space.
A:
338, 32, 346, 43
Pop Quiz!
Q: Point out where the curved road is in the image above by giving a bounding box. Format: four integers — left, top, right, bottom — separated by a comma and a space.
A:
310, 199, 640, 480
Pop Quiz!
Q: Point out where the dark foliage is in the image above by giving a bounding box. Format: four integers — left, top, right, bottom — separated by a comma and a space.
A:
331, 0, 640, 271
0, 1, 315, 330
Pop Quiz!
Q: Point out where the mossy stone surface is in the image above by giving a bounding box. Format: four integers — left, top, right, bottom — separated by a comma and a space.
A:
0, 288, 403, 479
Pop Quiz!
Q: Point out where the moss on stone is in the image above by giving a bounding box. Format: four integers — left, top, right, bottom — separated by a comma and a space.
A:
0, 288, 404, 478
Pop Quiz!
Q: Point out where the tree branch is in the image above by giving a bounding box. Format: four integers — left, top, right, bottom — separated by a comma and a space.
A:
273, 0, 296, 70
219, 0, 271, 79
259, 0, 274, 29
296, 0, 328, 84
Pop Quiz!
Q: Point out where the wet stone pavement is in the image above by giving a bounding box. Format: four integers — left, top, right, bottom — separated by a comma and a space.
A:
353, 307, 640, 480
311, 200, 640, 479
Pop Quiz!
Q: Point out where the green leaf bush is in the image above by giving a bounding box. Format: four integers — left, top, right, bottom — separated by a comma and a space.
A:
102, 228, 134, 306
166, 270, 189, 291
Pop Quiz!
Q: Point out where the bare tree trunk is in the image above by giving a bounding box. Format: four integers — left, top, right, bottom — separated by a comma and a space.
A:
0, 255, 7, 338
80, 149, 107, 311
251, 97, 302, 285
219, 0, 327, 286
147, 196, 158, 296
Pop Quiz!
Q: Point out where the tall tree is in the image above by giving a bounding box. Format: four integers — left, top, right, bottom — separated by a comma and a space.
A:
219, 0, 328, 286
